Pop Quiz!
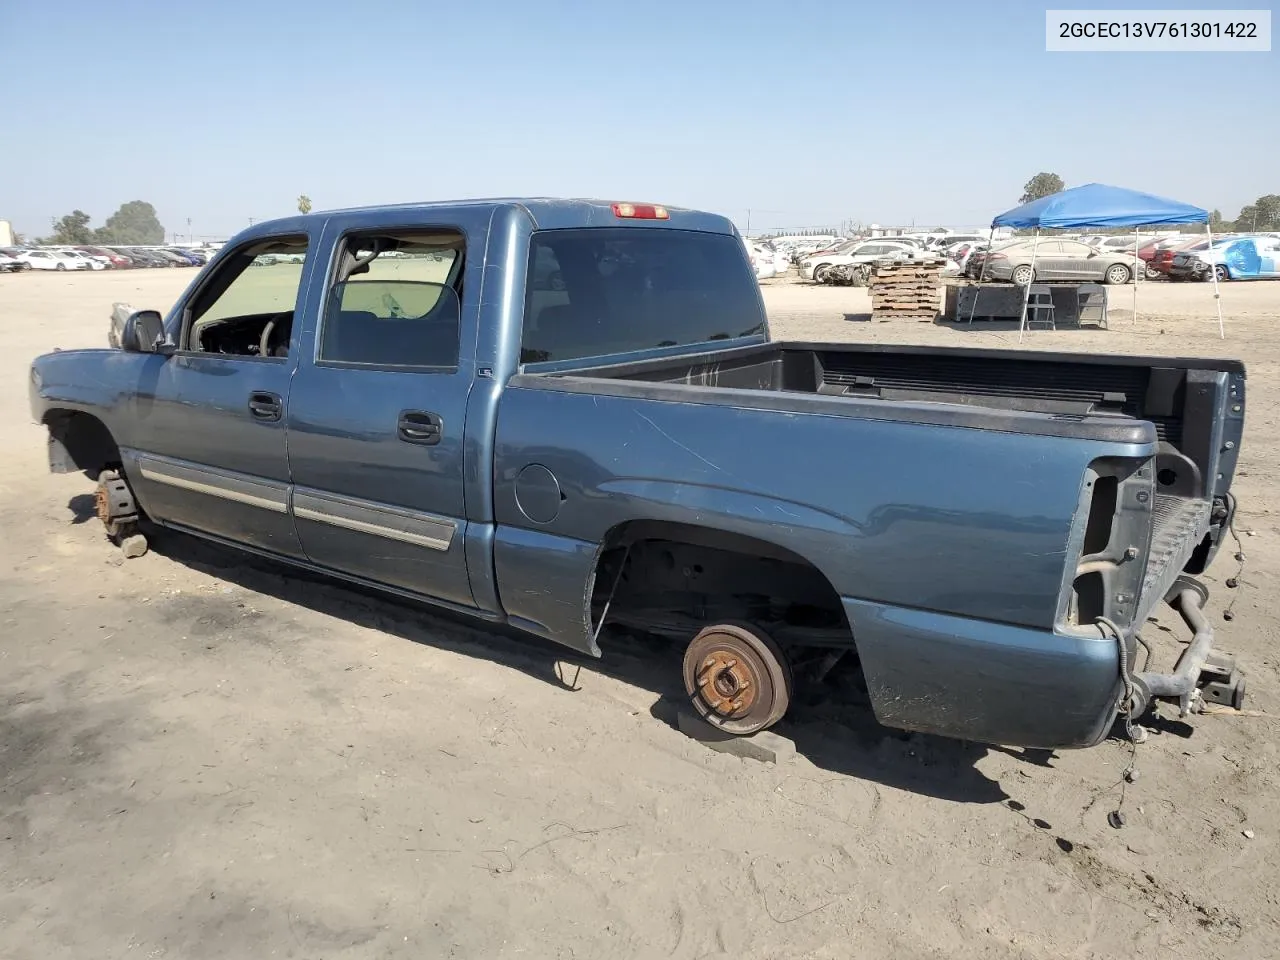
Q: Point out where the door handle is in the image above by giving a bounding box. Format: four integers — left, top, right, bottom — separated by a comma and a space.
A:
398, 410, 443, 445
248, 391, 283, 422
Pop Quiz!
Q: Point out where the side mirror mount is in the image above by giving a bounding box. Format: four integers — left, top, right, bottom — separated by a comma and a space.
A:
120, 309, 171, 355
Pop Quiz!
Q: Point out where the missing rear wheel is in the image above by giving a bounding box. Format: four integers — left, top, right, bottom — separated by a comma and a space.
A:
682, 622, 792, 735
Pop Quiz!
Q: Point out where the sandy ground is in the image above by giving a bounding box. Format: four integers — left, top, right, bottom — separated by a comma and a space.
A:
2, 267, 1279, 960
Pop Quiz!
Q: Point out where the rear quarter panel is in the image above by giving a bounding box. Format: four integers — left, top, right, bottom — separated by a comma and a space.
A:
492, 384, 1154, 747
492, 383, 1150, 634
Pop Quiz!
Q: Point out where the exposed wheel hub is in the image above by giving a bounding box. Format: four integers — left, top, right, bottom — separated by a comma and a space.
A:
696, 650, 759, 718
683, 622, 792, 735
95, 470, 138, 537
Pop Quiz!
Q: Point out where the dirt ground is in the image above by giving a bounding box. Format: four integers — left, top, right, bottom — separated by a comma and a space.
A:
2, 267, 1278, 960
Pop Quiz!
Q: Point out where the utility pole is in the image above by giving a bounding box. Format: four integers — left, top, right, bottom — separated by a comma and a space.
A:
187, 218, 192, 243
745, 209, 751, 237
248, 217, 256, 227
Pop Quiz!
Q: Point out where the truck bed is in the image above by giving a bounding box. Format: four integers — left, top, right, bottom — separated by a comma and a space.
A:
526, 340, 1245, 619
540, 340, 1243, 490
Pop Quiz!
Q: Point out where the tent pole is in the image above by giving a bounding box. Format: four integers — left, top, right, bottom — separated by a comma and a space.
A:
1131, 225, 1139, 324
1205, 221, 1225, 339
967, 225, 996, 325
1018, 228, 1040, 344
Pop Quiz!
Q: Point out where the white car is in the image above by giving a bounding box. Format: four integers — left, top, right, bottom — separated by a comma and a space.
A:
16, 250, 89, 271
929, 233, 989, 251
55, 249, 107, 270
742, 239, 772, 280
760, 241, 789, 277
799, 239, 918, 282
750, 243, 778, 280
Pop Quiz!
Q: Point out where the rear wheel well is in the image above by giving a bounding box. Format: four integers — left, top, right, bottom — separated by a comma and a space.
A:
43, 410, 121, 478
589, 521, 856, 653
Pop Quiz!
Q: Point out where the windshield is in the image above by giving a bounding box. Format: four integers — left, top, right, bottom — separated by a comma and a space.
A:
521, 228, 766, 365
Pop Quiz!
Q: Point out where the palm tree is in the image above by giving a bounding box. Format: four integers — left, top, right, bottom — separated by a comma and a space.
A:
297, 195, 313, 215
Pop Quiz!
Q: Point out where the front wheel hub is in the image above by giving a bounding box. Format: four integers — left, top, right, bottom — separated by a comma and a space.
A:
95, 470, 139, 538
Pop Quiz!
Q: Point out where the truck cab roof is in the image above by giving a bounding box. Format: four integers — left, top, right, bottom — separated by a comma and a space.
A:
242, 198, 739, 240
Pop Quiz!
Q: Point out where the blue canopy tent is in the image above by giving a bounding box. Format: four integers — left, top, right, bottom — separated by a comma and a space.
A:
976, 183, 1223, 339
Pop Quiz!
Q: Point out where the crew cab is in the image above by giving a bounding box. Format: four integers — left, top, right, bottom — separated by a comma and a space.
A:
30, 198, 1248, 747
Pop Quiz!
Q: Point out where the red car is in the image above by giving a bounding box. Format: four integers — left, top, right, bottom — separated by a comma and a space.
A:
1146, 238, 1214, 279
76, 245, 133, 269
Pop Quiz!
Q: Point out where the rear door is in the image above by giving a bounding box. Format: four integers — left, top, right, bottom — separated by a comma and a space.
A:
1053, 240, 1092, 279
284, 215, 481, 609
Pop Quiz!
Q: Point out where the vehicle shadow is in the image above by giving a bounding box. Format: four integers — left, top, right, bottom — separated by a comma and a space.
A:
68, 493, 97, 524
137, 520, 1013, 805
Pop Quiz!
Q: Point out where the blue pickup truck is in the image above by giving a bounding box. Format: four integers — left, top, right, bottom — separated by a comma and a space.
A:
29, 198, 1247, 748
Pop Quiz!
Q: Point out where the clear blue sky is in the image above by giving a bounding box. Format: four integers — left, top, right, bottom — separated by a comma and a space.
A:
2, 0, 1275, 240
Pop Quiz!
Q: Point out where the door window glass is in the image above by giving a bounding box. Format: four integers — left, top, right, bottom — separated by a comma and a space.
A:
318, 230, 464, 369
185, 236, 309, 358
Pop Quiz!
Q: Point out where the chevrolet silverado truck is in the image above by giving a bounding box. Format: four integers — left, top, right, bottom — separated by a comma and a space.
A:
30, 198, 1248, 748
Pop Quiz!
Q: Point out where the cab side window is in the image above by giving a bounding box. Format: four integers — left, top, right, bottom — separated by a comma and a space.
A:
318, 230, 464, 370
184, 237, 309, 358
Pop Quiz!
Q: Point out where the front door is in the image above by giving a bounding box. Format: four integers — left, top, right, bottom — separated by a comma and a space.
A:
1029, 240, 1068, 280
123, 233, 315, 558
285, 223, 476, 608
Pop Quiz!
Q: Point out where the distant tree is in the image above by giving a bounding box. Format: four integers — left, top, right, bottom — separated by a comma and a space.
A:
45, 209, 94, 245
94, 201, 164, 245
12, 231, 25, 245
1254, 194, 1280, 231
1233, 205, 1257, 232
1018, 172, 1066, 205
297, 194, 313, 215
1209, 208, 1226, 228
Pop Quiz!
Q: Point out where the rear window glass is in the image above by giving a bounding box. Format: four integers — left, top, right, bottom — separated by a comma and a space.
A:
521, 228, 765, 365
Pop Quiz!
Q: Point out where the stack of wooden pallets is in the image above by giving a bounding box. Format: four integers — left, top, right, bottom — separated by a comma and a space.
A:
869, 259, 945, 320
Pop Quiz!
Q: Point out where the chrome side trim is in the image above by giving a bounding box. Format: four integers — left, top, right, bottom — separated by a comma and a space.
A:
292, 488, 457, 552
133, 454, 288, 514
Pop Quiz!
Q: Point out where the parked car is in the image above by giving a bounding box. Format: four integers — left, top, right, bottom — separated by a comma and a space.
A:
944, 240, 990, 273
980, 238, 1141, 285
29, 197, 1248, 747
55, 248, 107, 270
121, 248, 171, 267
744, 240, 775, 280
0, 251, 24, 272
147, 249, 193, 267
1, 247, 34, 272
1169, 235, 1280, 282
800, 239, 918, 282
1144, 237, 1213, 279
106, 249, 146, 268
1136, 236, 1192, 278
927, 233, 988, 251
168, 248, 208, 266
760, 241, 789, 277
789, 238, 841, 262
79, 245, 134, 268
16, 249, 89, 271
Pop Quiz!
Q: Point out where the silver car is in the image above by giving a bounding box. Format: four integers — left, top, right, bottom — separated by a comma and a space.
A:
983, 238, 1141, 285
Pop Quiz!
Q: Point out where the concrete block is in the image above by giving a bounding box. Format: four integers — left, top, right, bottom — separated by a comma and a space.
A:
676, 707, 796, 764
120, 534, 149, 559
